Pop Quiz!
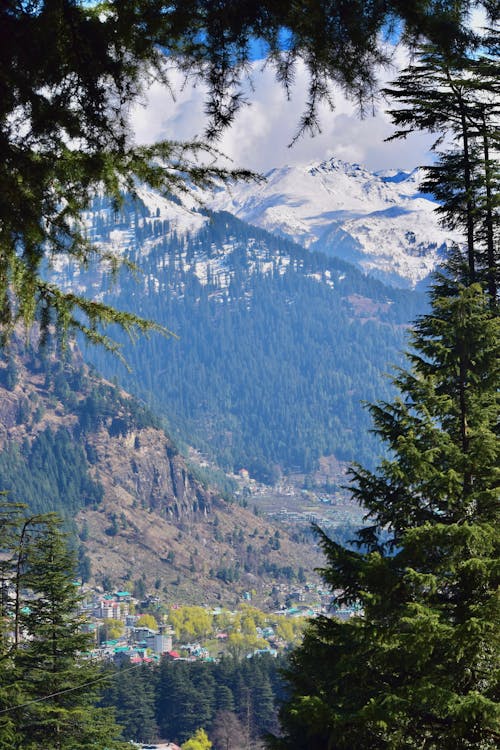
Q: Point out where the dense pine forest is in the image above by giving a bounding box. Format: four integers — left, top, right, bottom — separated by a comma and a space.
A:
102, 654, 286, 746
84, 211, 425, 481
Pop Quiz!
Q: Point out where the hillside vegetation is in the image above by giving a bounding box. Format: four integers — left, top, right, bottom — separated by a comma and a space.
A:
81, 209, 425, 482
0, 339, 322, 605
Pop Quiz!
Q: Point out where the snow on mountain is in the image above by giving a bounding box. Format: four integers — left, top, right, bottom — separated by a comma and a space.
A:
84, 183, 208, 257
206, 158, 461, 287
54, 156, 458, 294
53, 183, 210, 297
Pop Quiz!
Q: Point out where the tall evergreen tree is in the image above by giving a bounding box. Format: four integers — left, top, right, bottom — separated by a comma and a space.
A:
101, 663, 158, 743
271, 37, 499, 748
0, 502, 29, 749
272, 270, 499, 749
215, 685, 236, 713
0, 510, 126, 750
383, 40, 500, 301
271, 275, 499, 749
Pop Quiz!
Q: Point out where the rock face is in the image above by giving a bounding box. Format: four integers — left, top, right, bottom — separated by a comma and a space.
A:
0, 339, 218, 507
0, 339, 217, 521
88, 426, 215, 520
0, 340, 321, 605
0, 389, 20, 432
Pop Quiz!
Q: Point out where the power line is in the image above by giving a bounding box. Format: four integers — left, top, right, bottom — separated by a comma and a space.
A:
0, 660, 145, 715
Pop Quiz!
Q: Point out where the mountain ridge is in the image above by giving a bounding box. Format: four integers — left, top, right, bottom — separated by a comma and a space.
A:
0, 339, 321, 605
205, 157, 458, 288
78, 208, 424, 480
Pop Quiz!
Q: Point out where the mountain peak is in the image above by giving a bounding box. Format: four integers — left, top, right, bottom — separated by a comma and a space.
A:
308, 157, 366, 176
206, 156, 460, 288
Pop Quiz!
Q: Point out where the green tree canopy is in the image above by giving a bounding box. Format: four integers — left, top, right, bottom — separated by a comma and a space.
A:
273, 272, 499, 748
136, 613, 159, 631
0, 507, 127, 749
0, 0, 494, 348
182, 727, 212, 750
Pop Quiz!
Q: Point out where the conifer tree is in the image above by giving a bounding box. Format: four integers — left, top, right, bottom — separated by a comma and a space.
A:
383, 40, 500, 301
101, 663, 158, 744
270, 36, 499, 748
0, 511, 126, 750
272, 270, 499, 749
0, 503, 26, 749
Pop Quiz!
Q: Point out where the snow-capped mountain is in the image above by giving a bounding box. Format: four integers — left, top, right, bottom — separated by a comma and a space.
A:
52, 169, 426, 479
58, 155, 458, 295
206, 158, 461, 288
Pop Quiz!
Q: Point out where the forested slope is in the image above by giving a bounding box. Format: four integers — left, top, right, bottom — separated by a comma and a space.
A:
82, 210, 425, 481
0, 339, 322, 603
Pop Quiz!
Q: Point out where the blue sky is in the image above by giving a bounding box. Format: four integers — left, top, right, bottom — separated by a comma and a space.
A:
131, 55, 434, 174
130, 7, 488, 174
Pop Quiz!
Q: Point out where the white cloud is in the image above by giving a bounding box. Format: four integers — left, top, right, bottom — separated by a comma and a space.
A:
131, 58, 435, 174
469, 5, 489, 32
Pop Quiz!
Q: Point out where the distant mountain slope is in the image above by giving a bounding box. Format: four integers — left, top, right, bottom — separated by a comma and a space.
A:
74, 207, 426, 481
206, 158, 459, 288
0, 340, 320, 605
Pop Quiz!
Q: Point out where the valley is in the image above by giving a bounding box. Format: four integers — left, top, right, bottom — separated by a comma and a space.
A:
1, 5, 496, 749
0, 155, 444, 605
0, 340, 324, 608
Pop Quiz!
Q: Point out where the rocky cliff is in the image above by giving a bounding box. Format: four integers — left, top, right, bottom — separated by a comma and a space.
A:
0, 338, 320, 606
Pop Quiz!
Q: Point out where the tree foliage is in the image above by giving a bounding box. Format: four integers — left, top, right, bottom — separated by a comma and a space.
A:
182, 727, 212, 750
0, 506, 127, 749
272, 278, 499, 749
136, 613, 158, 631
102, 662, 158, 744
384, 38, 500, 302
0, 0, 493, 347
142, 653, 284, 744
271, 29, 499, 747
